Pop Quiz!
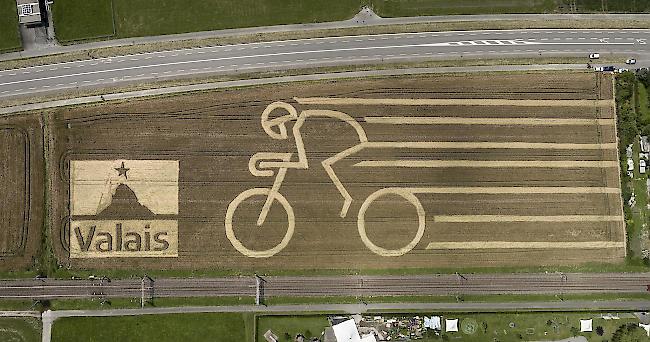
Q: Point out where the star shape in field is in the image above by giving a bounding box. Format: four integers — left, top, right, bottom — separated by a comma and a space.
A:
114, 161, 130, 179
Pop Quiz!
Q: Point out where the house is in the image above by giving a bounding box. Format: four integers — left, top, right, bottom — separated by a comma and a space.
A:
16, 0, 42, 25
641, 136, 650, 153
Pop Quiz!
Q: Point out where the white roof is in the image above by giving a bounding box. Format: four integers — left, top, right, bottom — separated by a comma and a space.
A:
424, 316, 441, 330
333, 319, 361, 342
640, 323, 650, 336
360, 334, 377, 342
445, 319, 459, 332
580, 319, 593, 332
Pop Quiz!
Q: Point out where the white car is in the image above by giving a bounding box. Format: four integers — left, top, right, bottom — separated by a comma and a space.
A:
589, 53, 600, 59
626, 58, 637, 64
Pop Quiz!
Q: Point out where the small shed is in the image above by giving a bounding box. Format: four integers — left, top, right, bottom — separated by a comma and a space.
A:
445, 319, 459, 332
16, 0, 42, 25
641, 159, 647, 174
580, 319, 593, 332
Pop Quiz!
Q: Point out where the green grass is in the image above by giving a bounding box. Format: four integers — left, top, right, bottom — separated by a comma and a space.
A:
257, 315, 329, 342
52, 313, 254, 342
373, 0, 556, 16
112, 0, 364, 38
52, 260, 650, 280
0, 317, 41, 342
52, 0, 115, 42
51, 0, 621, 43
638, 81, 650, 126
0, 0, 21, 52
49, 296, 254, 310
36, 292, 650, 310
0, 299, 40, 311
256, 312, 641, 342
576, 0, 650, 12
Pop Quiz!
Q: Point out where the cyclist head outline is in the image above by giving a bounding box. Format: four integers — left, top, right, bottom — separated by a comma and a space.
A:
261, 101, 298, 140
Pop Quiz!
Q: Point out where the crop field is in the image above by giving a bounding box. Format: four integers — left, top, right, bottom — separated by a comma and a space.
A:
48, 72, 624, 271
0, 113, 43, 271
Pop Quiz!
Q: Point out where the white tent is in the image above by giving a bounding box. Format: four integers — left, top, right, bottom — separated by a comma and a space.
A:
424, 316, 441, 330
445, 319, 459, 332
640, 323, 650, 337
580, 319, 593, 332
360, 334, 377, 342
333, 319, 361, 342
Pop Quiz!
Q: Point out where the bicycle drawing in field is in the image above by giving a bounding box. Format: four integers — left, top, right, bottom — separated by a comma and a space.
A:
225, 99, 623, 258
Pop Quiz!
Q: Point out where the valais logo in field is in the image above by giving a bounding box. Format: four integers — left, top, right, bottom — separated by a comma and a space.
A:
69, 160, 179, 258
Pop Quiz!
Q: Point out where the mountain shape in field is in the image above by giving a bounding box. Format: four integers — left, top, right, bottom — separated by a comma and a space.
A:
95, 183, 155, 220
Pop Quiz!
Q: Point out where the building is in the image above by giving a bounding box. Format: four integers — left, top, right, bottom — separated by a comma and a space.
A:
16, 0, 42, 25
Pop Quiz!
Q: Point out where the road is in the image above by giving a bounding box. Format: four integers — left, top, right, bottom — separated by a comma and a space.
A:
0, 29, 648, 99
2, 273, 650, 300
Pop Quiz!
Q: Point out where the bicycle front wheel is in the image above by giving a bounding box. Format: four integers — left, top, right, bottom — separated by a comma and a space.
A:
225, 188, 295, 258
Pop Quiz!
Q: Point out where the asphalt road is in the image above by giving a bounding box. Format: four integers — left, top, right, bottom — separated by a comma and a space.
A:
0, 29, 648, 99
2, 273, 650, 300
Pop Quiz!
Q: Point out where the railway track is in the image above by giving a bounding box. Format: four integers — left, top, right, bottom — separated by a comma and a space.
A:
1, 273, 649, 300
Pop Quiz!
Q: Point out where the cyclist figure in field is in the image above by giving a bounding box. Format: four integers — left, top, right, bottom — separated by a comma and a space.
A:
254, 101, 368, 217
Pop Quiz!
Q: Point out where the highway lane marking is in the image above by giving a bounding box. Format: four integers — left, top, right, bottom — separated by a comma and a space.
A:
1, 43, 644, 88
13, 41, 569, 87
2, 28, 648, 75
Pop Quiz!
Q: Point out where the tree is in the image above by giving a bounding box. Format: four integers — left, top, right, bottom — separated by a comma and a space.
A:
596, 326, 604, 336
570, 326, 580, 336
611, 323, 647, 342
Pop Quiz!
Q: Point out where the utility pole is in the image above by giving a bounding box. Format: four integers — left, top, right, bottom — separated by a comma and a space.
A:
255, 274, 266, 306
141, 275, 154, 308
141, 277, 145, 308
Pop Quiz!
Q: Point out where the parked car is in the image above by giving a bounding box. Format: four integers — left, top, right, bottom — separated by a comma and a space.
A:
618, 68, 630, 73
626, 58, 637, 64
594, 66, 616, 72
589, 53, 600, 59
